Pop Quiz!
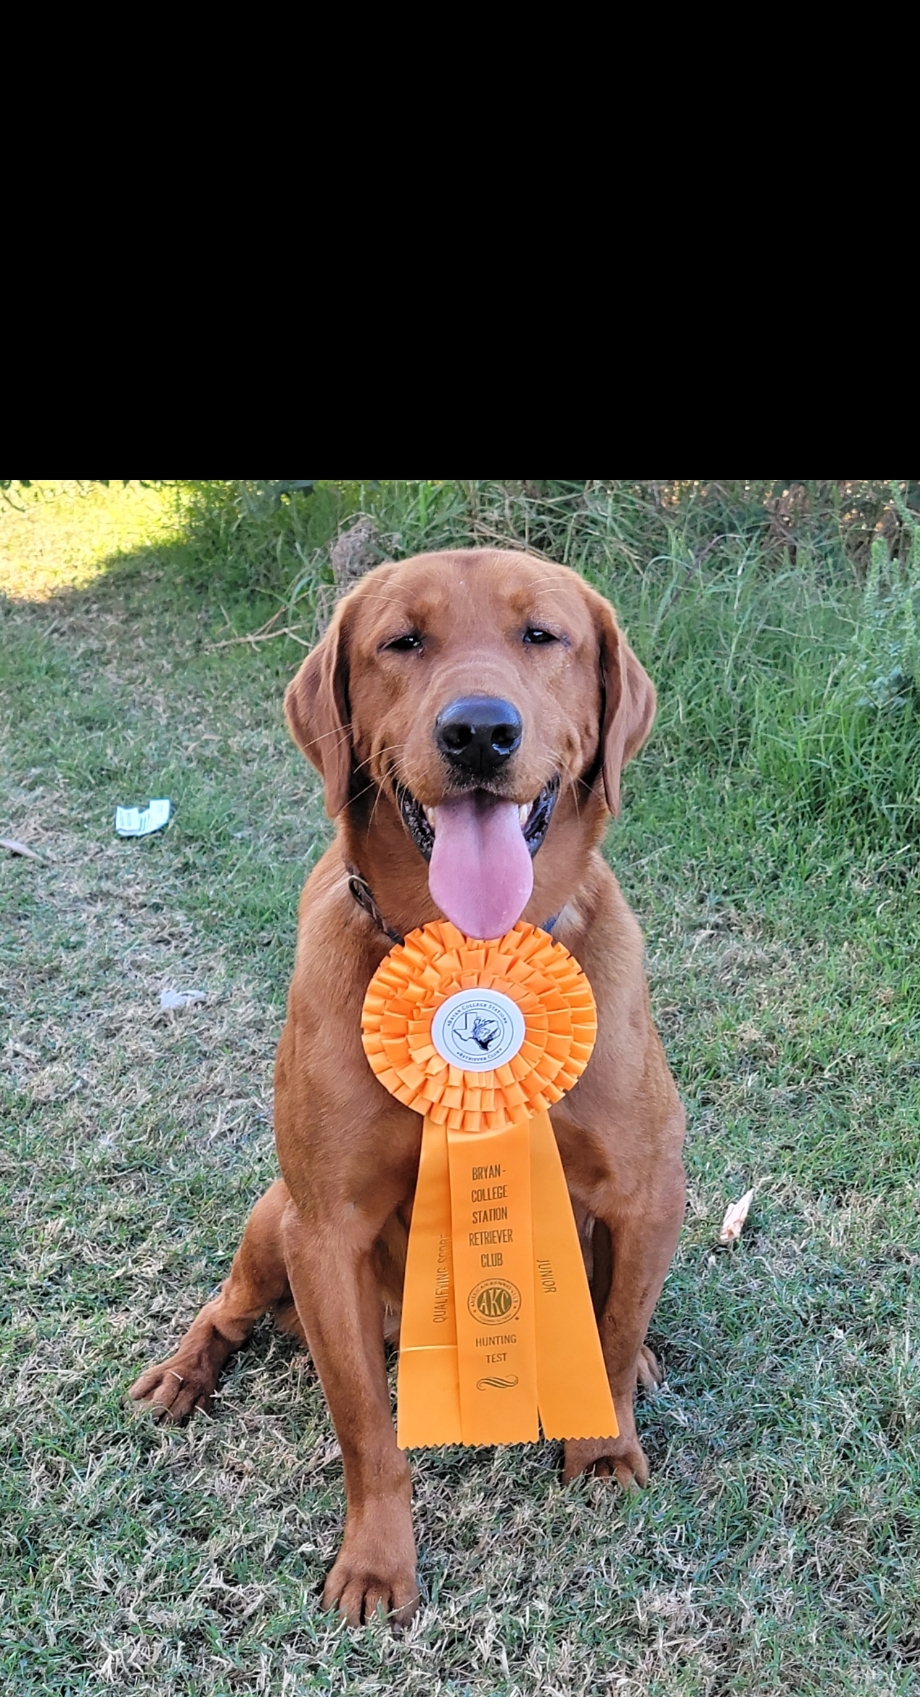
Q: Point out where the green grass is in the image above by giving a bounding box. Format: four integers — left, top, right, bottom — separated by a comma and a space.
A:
2, 481, 919, 1695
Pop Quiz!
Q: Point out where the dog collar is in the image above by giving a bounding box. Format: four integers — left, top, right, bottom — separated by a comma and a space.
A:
346, 866, 558, 946
346, 868, 406, 946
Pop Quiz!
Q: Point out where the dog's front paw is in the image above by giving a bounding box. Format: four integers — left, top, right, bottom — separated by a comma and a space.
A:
562, 1432, 650, 1490
636, 1342, 664, 1392
128, 1355, 216, 1422
323, 1521, 419, 1628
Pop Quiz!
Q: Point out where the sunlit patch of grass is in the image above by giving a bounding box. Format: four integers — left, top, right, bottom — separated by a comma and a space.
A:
0, 482, 182, 599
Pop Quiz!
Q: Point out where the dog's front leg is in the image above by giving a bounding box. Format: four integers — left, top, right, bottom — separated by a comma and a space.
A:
280, 1197, 418, 1627
562, 1136, 685, 1489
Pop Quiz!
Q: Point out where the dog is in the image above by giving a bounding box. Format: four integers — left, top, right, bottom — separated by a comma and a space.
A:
131, 548, 686, 1626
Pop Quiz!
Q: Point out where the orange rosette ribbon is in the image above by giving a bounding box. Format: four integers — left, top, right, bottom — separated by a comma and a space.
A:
362, 920, 618, 1449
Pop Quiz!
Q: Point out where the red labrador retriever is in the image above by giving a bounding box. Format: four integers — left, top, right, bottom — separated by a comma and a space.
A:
131, 549, 686, 1625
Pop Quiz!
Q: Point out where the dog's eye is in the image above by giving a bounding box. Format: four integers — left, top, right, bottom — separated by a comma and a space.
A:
385, 632, 423, 652
523, 627, 558, 645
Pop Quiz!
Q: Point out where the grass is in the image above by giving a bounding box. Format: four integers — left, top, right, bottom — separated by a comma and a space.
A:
1, 480, 919, 1695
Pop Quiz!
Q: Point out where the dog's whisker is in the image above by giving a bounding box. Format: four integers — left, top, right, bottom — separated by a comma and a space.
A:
367, 766, 403, 831
353, 743, 408, 777
289, 722, 354, 754
346, 775, 386, 808
339, 593, 416, 610
368, 783, 388, 832
346, 759, 410, 813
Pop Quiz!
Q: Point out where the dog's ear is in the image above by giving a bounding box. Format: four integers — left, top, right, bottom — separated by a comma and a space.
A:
284, 604, 352, 818
594, 598, 656, 816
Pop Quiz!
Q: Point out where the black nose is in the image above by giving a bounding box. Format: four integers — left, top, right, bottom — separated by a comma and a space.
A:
435, 696, 523, 776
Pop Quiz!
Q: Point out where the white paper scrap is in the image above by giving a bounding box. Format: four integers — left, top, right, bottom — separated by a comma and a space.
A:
160, 989, 206, 1011
115, 799, 171, 837
718, 1188, 755, 1245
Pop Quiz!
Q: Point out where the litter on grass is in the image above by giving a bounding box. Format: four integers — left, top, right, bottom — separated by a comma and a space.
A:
719, 1188, 755, 1245
0, 837, 43, 860
115, 799, 171, 837
160, 990, 206, 1012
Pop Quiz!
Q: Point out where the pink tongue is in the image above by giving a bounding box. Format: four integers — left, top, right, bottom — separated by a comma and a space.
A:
428, 793, 534, 940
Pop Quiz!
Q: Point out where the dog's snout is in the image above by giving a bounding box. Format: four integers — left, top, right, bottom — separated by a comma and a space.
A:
435, 696, 523, 776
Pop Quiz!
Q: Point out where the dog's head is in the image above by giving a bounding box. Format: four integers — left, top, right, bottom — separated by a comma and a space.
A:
285, 549, 654, 937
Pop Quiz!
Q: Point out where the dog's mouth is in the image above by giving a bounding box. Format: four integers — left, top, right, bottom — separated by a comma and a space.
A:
397, 777, 560, 939
398, 777, 560, 863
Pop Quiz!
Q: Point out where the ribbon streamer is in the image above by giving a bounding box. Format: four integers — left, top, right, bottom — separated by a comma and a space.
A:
362, 920, 617, 1449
